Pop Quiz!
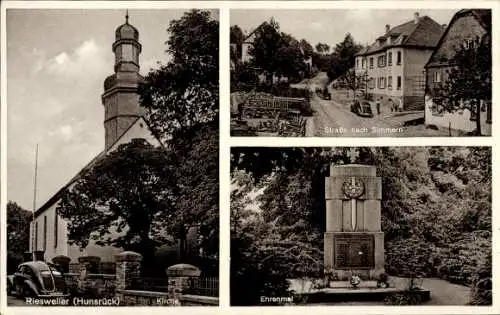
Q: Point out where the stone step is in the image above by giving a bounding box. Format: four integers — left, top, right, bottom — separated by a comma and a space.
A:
329, 281, 379, 289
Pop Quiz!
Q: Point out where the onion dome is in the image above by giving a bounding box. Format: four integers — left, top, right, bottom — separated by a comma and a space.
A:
115, 11, 139, 41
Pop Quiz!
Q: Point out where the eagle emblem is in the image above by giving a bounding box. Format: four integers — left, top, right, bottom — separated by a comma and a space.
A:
342, 177, 364, 199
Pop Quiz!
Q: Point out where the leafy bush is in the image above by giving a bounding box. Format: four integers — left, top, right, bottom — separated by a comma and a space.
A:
469, 252, 492, 305
384, 292, 424, 305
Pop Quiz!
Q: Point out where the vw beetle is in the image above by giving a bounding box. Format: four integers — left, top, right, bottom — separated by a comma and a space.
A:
7, 261, 69, 299
350, 100, 373, 117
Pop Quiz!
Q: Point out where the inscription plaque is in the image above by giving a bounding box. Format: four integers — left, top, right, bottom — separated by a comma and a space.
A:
334, 234, 374, 269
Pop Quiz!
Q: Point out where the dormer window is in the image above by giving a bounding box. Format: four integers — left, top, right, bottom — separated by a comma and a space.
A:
464, 39, 475, 50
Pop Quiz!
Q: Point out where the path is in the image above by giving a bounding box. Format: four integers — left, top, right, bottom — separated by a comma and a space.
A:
289, 277, 471, 305
310, 94, 449, 137
310, 95, 401, 137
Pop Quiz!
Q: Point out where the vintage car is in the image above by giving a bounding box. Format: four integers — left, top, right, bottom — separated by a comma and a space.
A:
7, 261, 69, 299
350, 100, 373, 117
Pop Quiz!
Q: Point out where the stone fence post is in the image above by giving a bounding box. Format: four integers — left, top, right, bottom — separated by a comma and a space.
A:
52, 255, 71, 273
167, 264, 201, 301
115, 251, 143, 291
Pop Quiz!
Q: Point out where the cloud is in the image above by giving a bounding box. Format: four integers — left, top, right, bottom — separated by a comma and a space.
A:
309, 22, 324, 31
56, 124, 74, 141
39, 39, 108, 77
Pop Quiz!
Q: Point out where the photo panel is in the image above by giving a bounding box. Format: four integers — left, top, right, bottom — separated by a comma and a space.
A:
5, 8, 219, 306
230, 9, 492, 137
230, 146, 492, 306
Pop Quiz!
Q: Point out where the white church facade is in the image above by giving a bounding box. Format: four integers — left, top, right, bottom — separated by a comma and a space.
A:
29, 15, 162, 263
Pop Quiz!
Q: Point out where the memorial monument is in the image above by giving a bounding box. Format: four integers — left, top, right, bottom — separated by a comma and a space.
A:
324, 148, 385, 281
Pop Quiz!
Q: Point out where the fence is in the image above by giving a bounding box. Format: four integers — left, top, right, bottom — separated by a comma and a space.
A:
185, 277, 219, 298
131, 277, 169, 292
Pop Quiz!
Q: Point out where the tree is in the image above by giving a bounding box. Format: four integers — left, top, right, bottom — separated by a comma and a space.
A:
57, 139, 174, 275
167, 121, 219, 267
327, 33, 362, 82
434, 34, 491, 136
339, 68, 367, 100
275, 33, 309, 82
139, 9, 219, 271
315, 42, 330, 54
7, 201, 32, 273
230, 25, 245, 64
230, 170, 321, 305
299, 39, 314, 59
231, 62, 259, 92
248, 18, 283, 85
139, 9, 219, 139
230, 24, 245, 44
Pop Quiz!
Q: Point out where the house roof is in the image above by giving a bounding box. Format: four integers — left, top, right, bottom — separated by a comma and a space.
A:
356, 15, 445, 56
425, 9, 491, 68
242, 22, 266, 44
34, 116, 164, 218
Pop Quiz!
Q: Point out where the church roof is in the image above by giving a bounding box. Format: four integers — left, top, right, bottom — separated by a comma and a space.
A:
34, 117, 164, 218
115, 12, 139, 41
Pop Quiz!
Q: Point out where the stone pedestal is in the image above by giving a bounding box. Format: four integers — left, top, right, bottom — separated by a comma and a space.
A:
115, 251, 143, 291
52, 255, 71, 273
33, 250, 45, 261
324, 164, 385, 280
167, 264, 201, 300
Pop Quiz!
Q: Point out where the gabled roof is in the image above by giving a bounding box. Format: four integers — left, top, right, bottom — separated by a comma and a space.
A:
425, 9, 491, 68
34, 116, 164, 218
358, 15, 445, 56
354, 46, 369, 57
242, 22, 266, 44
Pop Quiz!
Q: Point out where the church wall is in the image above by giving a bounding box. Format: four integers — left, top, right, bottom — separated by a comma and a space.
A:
117, 92, 141, 116
109, 117, 161, 150
30, 203, 70, 261
30, 118, 160, 264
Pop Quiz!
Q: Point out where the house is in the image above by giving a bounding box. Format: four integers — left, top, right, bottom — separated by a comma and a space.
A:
355, 12, 445, 111
237, 22, 313, 71
29, 15, 197, 264
424, 9, 492, 135
240, 23, 264, 63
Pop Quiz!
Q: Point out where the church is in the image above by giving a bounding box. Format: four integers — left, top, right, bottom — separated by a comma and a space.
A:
29, 15, 176, 264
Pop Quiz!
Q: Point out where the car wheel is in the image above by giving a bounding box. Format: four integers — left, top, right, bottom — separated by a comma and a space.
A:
15, 283, 24, 299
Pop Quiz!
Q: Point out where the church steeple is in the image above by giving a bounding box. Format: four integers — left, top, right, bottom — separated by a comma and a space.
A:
101, 11, 145, 151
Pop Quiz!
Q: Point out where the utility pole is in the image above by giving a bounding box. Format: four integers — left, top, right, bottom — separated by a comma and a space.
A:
31, 144, 38, 261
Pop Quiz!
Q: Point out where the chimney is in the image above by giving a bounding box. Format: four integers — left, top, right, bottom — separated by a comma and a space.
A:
385, 24, 390, 33
414, 12, 420, 24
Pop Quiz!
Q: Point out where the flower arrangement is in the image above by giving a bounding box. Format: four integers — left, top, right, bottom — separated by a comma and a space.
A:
377, 273, 390, 288
350, 274, 361, 288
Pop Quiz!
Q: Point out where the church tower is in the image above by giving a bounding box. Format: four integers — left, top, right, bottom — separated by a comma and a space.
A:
102, 12, 145, 150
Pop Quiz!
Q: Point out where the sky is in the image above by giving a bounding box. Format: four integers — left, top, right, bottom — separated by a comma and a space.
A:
7, 9, 219, 210
231, 9, 457, 48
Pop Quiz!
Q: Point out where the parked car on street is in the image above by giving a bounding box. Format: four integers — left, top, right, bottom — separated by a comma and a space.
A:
350, 100, 373, 117
7, 261, 69, 299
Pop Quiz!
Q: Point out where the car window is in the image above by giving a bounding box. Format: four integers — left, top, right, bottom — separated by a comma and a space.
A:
24, 267, 36, 277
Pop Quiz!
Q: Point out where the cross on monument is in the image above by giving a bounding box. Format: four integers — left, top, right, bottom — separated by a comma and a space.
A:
347, 147, 360, 164
350, 177, 357, 230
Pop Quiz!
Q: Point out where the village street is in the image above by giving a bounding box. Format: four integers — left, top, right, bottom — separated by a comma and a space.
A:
310, 95, 404, 137
309, 93, 449, 137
